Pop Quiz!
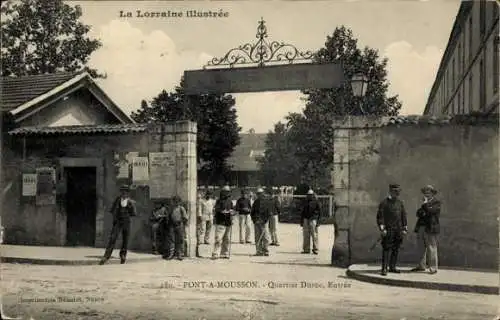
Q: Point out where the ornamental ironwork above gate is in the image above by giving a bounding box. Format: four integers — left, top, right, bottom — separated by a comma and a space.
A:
204, 18, 315, 69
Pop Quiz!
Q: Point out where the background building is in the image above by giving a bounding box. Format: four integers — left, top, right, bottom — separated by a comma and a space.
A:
424, 1, 499, 115
198, 130, 267, 187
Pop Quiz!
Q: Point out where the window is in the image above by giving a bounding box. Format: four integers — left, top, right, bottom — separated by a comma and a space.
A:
458, 90, 462, 115
452, 58, 456, 86
495, 36, 499, 94
480, 0, 486, 38
462, 32, 466, 72
461, 82, 465, 114
468, 73, 473, 112
457, 43, 462, 77
468, 16, 473, 62
480, 59, 486, 110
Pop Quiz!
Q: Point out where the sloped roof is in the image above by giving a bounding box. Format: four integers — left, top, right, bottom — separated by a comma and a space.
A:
0, 72, 134, 124
8, 123, 148, 136
0, 72, 79, 112
227, 133, 268, 171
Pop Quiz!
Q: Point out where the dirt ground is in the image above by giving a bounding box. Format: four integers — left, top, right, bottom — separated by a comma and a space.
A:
1, 225, 498, 320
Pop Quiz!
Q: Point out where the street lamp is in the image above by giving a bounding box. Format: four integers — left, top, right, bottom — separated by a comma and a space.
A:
351, 73, 369, 97
350, 73, 369, 115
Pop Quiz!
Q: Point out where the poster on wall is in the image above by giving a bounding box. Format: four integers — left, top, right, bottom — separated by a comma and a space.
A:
132, 157, 149, 184
36, 167, 56, 205
114, 153, 130, 179
149, 152, 176, 198
22, 173, 37, 196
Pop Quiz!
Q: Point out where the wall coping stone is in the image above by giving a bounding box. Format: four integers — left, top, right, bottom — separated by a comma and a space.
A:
333, 114, 499, 129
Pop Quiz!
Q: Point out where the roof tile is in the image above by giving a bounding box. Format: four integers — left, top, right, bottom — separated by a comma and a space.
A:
1, 72, 80, 111
8, 124, 148, 136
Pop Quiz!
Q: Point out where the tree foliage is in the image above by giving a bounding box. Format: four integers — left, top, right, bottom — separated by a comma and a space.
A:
131, 79, 241, 185
1, 0, 102, 77
259, 26, 402, 189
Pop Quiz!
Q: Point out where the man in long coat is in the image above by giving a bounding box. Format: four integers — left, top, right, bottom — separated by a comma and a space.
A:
376, 184, 408, 275
411, 185, 441, 274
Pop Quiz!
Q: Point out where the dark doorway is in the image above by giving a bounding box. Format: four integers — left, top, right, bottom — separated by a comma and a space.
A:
65, 167, 96, 246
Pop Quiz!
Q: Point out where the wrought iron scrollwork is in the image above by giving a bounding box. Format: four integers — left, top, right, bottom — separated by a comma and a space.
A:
204, 18, 314, 68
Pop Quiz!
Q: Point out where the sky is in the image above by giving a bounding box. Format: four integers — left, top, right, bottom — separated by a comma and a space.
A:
73, 0, 461, 133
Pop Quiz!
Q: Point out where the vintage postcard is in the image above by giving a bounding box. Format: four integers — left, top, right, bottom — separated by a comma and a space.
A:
1, 0, 499, 319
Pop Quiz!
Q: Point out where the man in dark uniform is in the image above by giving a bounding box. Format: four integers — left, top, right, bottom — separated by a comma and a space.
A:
212, 186, 235, 259
376, 184, 408, 275
150, 201, 167, 255
301, 189, 321, 254
251, 188, 272, 256
235, 188, 252, 244
100, 185, 137, 265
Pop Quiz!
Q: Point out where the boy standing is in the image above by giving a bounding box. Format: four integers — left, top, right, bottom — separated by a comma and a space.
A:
165, 196, 188, 261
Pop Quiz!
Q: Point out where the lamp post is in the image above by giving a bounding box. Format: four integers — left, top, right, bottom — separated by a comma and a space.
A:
350, 73, 369, 114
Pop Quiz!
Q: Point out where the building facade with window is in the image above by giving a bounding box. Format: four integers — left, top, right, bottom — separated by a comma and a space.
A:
424, 1, 499, 115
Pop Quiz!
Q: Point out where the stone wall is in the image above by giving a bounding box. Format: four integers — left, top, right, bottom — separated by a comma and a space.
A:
2, 121, 197, 253
332, 115, 499, 270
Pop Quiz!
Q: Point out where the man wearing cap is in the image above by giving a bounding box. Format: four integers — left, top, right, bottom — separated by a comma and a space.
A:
212, 185, 235, 259
100, 185, 137, 265
163, 195, 189, 260
197, 190, 215, 245
251, 188, 272, 256
150, 200, 168, 255
412, 185, 441, 274
236, 188, 252, 244
301, 189, 321, 254
269, 188, 282, 246
376, 184, 408, 275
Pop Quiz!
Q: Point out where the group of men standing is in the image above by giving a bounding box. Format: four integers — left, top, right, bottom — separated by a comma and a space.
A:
196, 186, 282, 259
376, 183, 441, 276
98, 184, 326, 264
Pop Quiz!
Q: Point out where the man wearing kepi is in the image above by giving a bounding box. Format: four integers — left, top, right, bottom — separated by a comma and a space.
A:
236, 188, 252, 244
301, 189, 321, 255
212, 185, 234, 260
411, 185, 441, 274
100, 185, 137, 265
376, 184, 408, 275
251, 188, 273, 256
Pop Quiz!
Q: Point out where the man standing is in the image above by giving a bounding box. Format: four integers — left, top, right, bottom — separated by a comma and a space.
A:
164, 196, 188, 261
412, 185, 441, 274
212, 185, 234, 259
376, 184, 408, 276
301, 189, 321, 255
197, 191, 215, 245
236, 188, 252, 244
269, 188, 281, 246
150, 201, 168, 255
251, 188, 272, 256
100, 185, 137, 265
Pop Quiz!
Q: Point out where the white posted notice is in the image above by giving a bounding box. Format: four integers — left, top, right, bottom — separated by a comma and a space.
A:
149, 152, 176, 198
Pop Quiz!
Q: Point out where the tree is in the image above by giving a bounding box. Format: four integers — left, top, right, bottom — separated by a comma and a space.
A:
258, 120, 301, 186
260, 26, 402, 188
1, 0, 102, 77
131, 79, 241, 185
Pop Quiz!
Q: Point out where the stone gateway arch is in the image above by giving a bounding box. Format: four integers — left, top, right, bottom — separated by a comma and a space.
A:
182, 18, 346, 257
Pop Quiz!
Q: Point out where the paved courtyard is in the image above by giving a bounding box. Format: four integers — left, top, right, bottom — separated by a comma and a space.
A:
1, 224, 498, 320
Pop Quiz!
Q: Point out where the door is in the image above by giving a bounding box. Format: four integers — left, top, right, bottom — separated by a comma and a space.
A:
65, 167, 97, 246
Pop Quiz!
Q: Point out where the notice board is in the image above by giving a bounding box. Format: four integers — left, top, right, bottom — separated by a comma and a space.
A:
149, 152, 176, 198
